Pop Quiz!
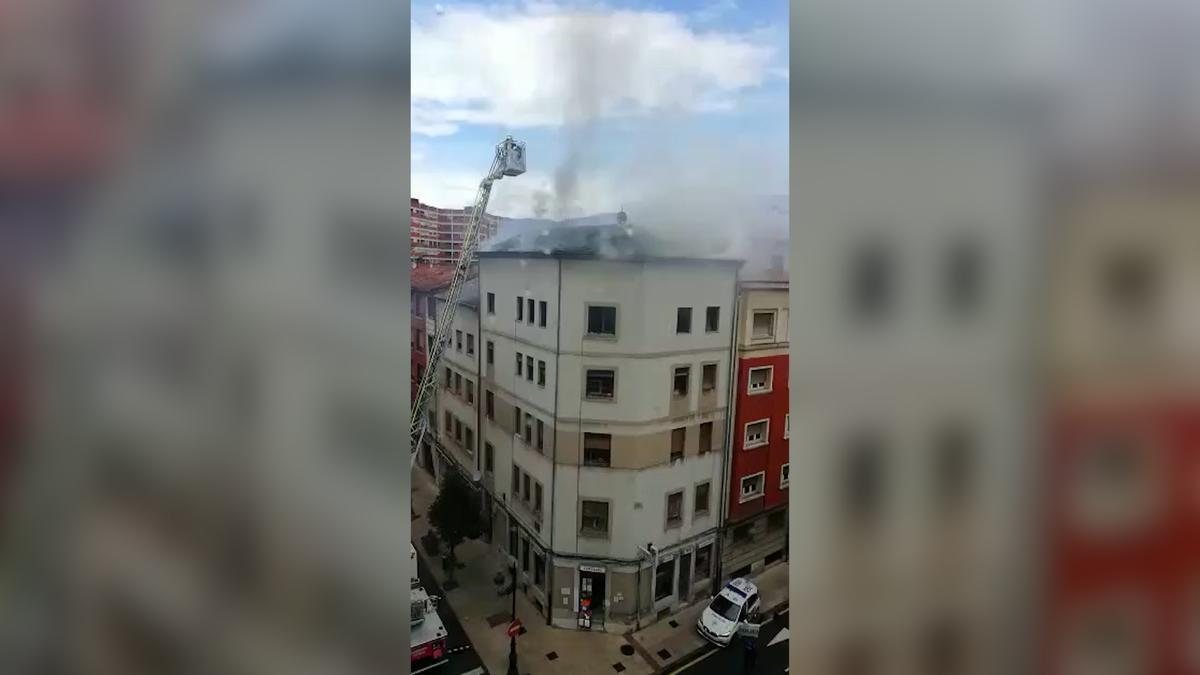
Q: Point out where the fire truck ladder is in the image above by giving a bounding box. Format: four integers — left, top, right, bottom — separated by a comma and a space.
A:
411, 137, 525, 467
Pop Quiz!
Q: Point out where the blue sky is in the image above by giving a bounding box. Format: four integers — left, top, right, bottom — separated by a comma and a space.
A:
411, 0, 789, 219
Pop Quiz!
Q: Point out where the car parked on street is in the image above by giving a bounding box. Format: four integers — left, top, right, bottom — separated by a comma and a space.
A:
696, 578, 760, 647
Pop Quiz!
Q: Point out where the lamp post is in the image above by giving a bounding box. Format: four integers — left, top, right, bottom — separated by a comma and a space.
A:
507, 524, 519, 675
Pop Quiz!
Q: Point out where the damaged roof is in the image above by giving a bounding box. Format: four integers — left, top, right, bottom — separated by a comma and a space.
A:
411, 265, 456, 292
480, 223, 741, 264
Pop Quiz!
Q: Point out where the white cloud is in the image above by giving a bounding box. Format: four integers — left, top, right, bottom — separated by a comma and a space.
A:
411, 2, 777, 136
412, 167, 622, 218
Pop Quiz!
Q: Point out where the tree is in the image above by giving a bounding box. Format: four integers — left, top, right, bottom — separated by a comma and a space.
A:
428, 469, 485, 581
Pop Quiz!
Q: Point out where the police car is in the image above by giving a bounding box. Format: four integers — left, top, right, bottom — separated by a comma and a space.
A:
696, 578, 760, 647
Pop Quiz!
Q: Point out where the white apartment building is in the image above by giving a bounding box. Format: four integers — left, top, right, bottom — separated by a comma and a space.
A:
432, 226, 739, 632
790, 100, 1041, 674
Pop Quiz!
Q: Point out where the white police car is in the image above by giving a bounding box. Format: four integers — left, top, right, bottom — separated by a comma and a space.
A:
696, 578, 760, 647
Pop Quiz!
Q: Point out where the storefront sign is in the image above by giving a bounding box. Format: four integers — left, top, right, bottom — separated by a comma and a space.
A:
579, 565, 606, 573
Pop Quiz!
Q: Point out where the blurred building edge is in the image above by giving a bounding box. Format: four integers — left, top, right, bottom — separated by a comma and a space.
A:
14, 2, 412, 675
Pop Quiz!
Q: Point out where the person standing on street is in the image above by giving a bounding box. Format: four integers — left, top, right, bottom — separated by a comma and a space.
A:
742, 633, 758, 673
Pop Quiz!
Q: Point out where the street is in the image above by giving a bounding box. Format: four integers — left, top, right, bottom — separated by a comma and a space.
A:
413, 548, 488, 675
668, 608, 789, 675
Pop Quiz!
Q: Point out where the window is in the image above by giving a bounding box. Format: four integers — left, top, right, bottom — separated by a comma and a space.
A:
486, 340, 494, 365
514, 406, 521, 436
933, 422, 973, 510
1103, 247, 1157, 320
454, 372, 462, 393
671, 427, 685, 462
676, 307, 692, 333
694, 544, 712, 579
945, 236, 985, 316
843, 431, 886, 524
445, 367, 452, 388
524, 414, 532, 444
523, 473, 531, 501
586, 305, 617, 336
517, 297, 523, 321
445, 411, 452, 433
580, 500, 609, 536
583, 433, 612, 467
694, 482, 711, 516
706, 306, 720, 332
527, 298, 535, 324
516, 352, 523, 376
751, 311, 776, 339
522, 538, 529, 572
655, 559, 674, 601
456, 330, 463, 351
536, 419, 544, 451
539, 301, 548, 327
673, 366, 690, 397
537, 360, 546, 387
534, 552, 545, 586
487, 292, 495, 314
465, 427, 474, 453
1073, 432, 1156, 531
427, 297, 436, 316
745, 420, 768, 448
454, 419, 462, 443
466, 380, 474, 404
849, 239, 894, 321
512, 467, 520, 497
780, 463, 790, 489
467, 333, 475, 355
526, 356, 533, 382
534, 482, 543, 515
486, 390, 494, 419
748, 366, 772, 393
666, 491, 684, 527
485, 442, 494, 472
585, 369, 616, 400
784, 414, 790, 439
740, 472, 765, 502
702, 364, 717, 392
699, 422, 713, 454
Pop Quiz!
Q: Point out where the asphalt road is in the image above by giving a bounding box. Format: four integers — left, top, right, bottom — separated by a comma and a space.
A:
668, 608, 790, 675
413, 548, 488, 675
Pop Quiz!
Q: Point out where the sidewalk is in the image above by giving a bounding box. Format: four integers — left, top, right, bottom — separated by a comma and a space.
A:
412, 467, 789, 675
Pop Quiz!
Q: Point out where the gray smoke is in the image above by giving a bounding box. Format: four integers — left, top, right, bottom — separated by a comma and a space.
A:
550, 12, 609, 220
531, 190, 550, 218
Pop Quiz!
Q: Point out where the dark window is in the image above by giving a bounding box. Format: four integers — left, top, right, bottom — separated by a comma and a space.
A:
534, 552, 545, 586
516, 352, 523, 376
673, 366, 690, 397
694, 544, 712, 579
487, 292, 495, 314
751, 311, 775, 339
485, 442, 494, 472
523, 414, 532, 444
702, 364, 717, 391
538, 360, 546, 387
768, 510, 786, 530
945, 236, 985, 316
583, 433, 612, 467
467, 333, 475, 355
521, 537, 529, 571
527, 298, 535, 323
580, 500, 609, 535
666, 491, 684, 527
534, 482, 543, 514
671, 428, 685, 462
456, 330, 462, 351
539, 301, 548, 327
699, 422, 713, 454
523, 473, 531, 501
1103, 247, 1158, 319
517, 297, 523, 320
445, 367, 452, 388
454, 372, 461, 393
465, 426, 474, 452
466, 380, 474, 404
486, 340, 494, 365
454, 419, 462, 443
536, 419, 544, 451
526, 356, 533, 382
512, 467, 520, 496
445, 411, 452, 433
733, 523, 752, 542
509, 521, 518, 553
585, 369, 616, 399
849, 238, 893, 321
514, 406, 521, 435
844, 431, 886, 524
486, 390, 494, 419
676, 307, 692, 333
654, 559, 674, 601
705, 306, 720, 332
587, 305, 617, 336
934, 422, 974, 510
694, 483, 710, 515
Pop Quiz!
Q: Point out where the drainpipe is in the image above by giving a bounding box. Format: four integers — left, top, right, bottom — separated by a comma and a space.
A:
713, 271, 742, 596
547, 257, 563, 626
475, 271, 487, 540
638, 543, 658, 623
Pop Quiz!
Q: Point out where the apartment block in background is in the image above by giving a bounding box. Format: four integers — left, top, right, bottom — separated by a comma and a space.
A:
436, 224, 740, 633
410, 198, 501, 265
720, 272, 789, 581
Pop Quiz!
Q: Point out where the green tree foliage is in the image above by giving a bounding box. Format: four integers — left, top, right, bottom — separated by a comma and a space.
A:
428, 470, 484, 580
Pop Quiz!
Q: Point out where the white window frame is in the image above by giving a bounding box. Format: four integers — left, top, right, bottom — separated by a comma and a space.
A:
739, 471, 766, 503
750, 310, 776, 341
780, 463, 790, 489
744, 419, 769, 449
747, 366, 773, 394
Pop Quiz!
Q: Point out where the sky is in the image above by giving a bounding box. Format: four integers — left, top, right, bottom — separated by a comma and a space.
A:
410, 0, 789, 220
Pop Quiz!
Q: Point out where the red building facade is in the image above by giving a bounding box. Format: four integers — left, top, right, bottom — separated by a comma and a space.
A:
720, 278, 789, 580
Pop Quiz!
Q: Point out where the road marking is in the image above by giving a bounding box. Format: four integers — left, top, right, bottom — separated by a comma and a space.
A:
768, 627, 789, 647
412, 659, 450, 674
667, 645, 720, 673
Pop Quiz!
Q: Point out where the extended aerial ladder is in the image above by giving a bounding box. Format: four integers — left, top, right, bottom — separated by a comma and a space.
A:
410, 137, 525, 467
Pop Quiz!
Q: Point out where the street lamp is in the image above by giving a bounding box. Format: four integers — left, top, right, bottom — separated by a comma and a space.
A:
507, 523, 519, 675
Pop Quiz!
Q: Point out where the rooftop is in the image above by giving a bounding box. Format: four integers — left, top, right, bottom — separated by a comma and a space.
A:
411, 265, 455, 292
480, 223, 741, 264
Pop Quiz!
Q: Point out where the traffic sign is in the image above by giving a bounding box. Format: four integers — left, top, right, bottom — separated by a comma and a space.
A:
507, 619, 523, 637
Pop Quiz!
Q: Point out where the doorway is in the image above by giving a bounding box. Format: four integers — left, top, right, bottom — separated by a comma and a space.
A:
678, 552, 692, 602
579, 570, 606, 629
